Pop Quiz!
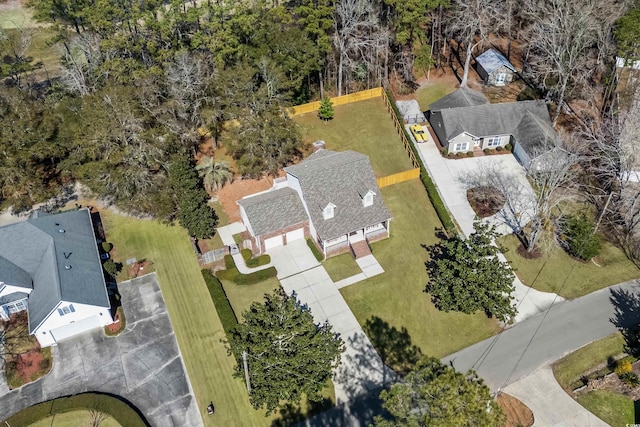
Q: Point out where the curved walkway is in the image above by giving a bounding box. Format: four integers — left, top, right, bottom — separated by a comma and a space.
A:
0, 274, 202, 427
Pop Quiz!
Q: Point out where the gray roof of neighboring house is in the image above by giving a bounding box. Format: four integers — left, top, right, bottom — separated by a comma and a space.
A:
476, 49, 516, 75
0, 292, 29, 306
238, 187, 308, 237
429, 87, 489, 111
285, 150, 392, 241
0, 209, 110, 334
0, 256, 32, 289
437, 99, 557, 149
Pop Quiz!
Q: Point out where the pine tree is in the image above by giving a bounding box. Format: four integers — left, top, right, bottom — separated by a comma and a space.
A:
227, 290, 344, 414
425, 222, 516, 322
318, 97, 334, 121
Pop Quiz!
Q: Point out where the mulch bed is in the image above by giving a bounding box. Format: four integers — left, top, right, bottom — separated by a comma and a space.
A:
497, 393, 534, 427
216, 175, 282, 223
516, 243, 542, 259
467, 186, 505, 218
577, 360, 640, 400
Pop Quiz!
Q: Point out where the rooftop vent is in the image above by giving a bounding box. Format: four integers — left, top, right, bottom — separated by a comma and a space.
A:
58, 229, 66, 233
64, 265, 72, 270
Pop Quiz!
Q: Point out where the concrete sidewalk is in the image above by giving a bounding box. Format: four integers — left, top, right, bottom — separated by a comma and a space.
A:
504, 366, 608, 427
410, 125, 563, 322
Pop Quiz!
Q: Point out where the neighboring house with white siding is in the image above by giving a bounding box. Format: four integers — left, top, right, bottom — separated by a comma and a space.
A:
238, 150, 392, 258
428, 88, 560, 169
0, 209, 113, 347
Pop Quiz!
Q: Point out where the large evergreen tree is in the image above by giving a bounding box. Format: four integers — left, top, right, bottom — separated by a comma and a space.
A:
375, 357, 504, 427
425, 222, 516, 322
227, 290, 344, 414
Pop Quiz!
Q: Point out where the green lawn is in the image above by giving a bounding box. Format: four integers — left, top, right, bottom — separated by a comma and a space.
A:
553, 332, 625, 390
293, 98, 414, 177
341, 180, 500, 358
414, 82, 456, 112
30, 411, 120, 427
100, 211, 275, 426
323, 253, 362, 282
499, 235, 639, 299
221, 277, 280, 320
577, 390, 634, 426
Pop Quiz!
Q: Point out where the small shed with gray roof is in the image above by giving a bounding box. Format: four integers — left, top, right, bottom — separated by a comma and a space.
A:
475, 49, 517, 86
0, 208, 112, 347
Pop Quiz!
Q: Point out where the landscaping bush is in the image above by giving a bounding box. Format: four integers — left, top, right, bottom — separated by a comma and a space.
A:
307, 238, 324, 261
385, 90, 457, 232
103, 259, 118, 277
620, 371, 640, 387
246, 254, 271, 268
483, 148, 490, 154
447, 153, 456, 158
101, 242, 113, 252
456, 152, 465, 158
441, 148, 448, 156
201, 269, 238, 340
615, 359, 633, 376
216, 256, 278, 285
466, 151, 474, 157
559, 213, 602, 260
505, 143, 513, 151
224, 254, 235, 270
241, 248, 252, 260
496, 146, 504, 152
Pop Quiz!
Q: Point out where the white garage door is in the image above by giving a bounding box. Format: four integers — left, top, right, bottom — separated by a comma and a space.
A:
50, 316, 102, 343
286, 228, 304, 243
264, 235, 284, 250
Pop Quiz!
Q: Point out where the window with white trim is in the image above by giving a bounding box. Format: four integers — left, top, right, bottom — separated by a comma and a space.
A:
4, 299, 27, 314
453, 142, 469, 152
363, 192, 374, 207
486, 136, 502, 147
322, 203, 335, 220
57, 304, 76, 316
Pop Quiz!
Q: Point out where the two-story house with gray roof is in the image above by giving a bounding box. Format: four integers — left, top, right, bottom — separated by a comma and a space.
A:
0, 209, 113, 347
428, 88, 561, 169
238, 149, 392, 258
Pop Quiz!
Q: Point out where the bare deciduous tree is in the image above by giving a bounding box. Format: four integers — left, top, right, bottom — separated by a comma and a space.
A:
445, 0, 501, 88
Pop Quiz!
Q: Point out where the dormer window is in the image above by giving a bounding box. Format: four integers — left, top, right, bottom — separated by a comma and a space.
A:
323, 203, 336, 220
362, 190, 375, 207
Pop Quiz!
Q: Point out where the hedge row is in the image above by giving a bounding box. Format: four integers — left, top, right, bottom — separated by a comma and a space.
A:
3, 393, 149, 427
307, 238, 324, 261
216, 255, 278, 285
201, 269, 238, 340
385, 90, 457, 232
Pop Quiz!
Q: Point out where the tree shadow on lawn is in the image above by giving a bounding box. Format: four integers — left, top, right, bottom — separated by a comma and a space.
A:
364, 316, 423, 376
609, 284, 640, 357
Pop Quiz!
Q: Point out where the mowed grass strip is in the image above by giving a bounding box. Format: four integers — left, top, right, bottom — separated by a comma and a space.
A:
323, 253, 362, 282
576, 390, 634, 426
340, 180, 500, 358
101, 211, 274, 426
499, 235, 638, 299
293, 97, 414, 177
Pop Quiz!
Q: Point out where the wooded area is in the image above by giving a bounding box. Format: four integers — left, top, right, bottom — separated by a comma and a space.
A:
0, 0, 639, 245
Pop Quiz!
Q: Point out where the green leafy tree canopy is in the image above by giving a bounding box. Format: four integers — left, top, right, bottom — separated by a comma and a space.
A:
375, 356, 505, 427
425, 222, 516, 322
227, 290, 344, 414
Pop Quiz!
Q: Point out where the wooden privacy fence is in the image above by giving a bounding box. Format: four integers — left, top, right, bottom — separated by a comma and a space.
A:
377, 168, 421, 188
380, 90, 420, 168
287, 87, 384, 116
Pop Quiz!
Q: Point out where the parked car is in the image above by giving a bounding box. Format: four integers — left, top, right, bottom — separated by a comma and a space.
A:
410, 124, 427, 142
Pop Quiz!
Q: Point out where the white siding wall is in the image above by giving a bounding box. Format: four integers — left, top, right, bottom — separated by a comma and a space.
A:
481, 134, 510, 150
286, 173, 318, 240
35, 301, 113, 347
448, 132, 475, 153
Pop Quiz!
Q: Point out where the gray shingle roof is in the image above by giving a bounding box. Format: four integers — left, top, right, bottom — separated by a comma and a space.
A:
0, 209, 110, 333
476, 49, 516, 75
0, 256, 32, 289
238, 187, 308, 236
0, 291, 29, 306
513, 110, 560, 154
437, 100, 555, 146
429, 88, 489, 111
285, 150, 392, 241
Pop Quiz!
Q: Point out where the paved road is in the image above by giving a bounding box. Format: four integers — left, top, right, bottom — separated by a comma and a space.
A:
443, 278, 640, 390
0, 273, 202, 426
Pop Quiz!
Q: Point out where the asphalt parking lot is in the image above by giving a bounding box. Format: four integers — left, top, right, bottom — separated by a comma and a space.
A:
0, 273, 203, 427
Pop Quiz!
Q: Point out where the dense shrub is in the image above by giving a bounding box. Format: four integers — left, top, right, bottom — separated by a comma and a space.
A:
202, 269, 238, 340
620, 371, 640, 387
456, 152, 465, 158
615, 359, 633, 376
466, 151, 474, 157
496, 146, 503, 152
241, 248, 252, 260
103, 259, 118, 277
505, 143, 513, 151
441, 148, 448, 156
559, 213, 602, 260
246, 254, 271, 268
483, 148, 490, 154
307, 238, 324, 261
385, 90, 456, 232
101, 242, 113, 252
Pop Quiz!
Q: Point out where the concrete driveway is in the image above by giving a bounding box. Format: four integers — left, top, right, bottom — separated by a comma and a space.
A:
0, 273, 202, 427
268, 239, 320, 279
413, 133, 561, 322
